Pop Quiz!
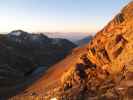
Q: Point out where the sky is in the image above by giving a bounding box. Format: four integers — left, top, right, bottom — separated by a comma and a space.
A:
0, 0, 130, 33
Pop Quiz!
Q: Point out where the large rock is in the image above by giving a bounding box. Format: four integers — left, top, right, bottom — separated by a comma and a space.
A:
58, 1, 133, 99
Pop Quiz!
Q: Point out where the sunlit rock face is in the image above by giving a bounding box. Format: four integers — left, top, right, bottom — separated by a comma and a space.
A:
89, 1, 133, 74
58, 1, 133, 99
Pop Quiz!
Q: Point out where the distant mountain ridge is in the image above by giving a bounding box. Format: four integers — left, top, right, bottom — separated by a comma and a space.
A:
40, 32, 90, 42
0, 30, 76, 88
74, 35, 93, 46
8, 30, 76, 47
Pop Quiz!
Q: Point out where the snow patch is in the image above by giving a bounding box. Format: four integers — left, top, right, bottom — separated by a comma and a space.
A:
10, 31, 21, 36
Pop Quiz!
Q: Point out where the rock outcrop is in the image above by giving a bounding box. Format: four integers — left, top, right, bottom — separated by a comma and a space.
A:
57, 1, 133, 100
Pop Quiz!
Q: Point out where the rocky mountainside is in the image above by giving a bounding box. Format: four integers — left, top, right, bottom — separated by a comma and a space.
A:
74, 35, 93, 46
0, 30, 76, 88
10, 1, 133, 100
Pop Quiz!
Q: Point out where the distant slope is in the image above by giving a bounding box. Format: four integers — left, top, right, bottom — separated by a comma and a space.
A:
74, 35, 93, 46
0, 30, 76, 89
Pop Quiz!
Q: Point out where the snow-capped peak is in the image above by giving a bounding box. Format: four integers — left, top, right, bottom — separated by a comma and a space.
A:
9, 31, 22, 36
8, 30, 28, 36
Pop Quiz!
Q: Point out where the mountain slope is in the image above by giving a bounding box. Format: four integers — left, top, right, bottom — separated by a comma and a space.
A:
6, 30, 76, 68
74, 35, 93, 46
0, 30, 76, 93
11, 1, 133, 100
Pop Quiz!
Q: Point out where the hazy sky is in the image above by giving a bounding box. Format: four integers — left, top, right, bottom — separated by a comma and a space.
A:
0, 0, 130, 33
